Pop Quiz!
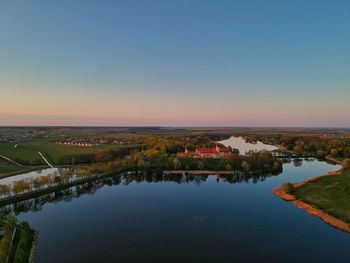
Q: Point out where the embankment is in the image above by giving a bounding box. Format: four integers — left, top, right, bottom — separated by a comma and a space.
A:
273, 169, 350, 233
0, 169, 123, 206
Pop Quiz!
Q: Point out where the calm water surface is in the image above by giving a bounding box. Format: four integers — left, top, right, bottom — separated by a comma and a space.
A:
4, 139, 350, 262
219, 136, 278, 154
0, 167, 59, 185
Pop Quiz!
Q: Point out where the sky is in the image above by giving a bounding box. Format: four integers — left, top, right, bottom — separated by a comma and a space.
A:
0, 0, 349, 127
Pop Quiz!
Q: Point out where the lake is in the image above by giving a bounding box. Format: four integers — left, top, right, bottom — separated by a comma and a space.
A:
2, 139, 350, 262
0, 168, 59, 185
218, 136, 278, 154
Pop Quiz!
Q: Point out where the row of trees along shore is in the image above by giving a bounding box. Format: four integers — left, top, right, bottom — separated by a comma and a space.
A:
0, 149, 283, 197
244, 134, 350, 159
3, 171, 281, 215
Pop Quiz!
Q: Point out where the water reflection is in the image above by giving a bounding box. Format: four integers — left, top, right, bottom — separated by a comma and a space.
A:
218, 136, 278, 154
293, 158, 303, 167
1, 170, 281, 214
0, 167, 72, 185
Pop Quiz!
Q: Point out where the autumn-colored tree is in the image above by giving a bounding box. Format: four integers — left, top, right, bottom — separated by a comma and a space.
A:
241, 161, 250, 172
172, 158, 181, 170
330, 148, 338, 157
0, 185, 9, 197
137, 158, 146, 169
342, 159, 350, 170
12, 180, 30, 194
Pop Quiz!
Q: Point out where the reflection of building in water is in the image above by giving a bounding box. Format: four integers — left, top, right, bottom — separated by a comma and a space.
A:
177, 145, 232, 159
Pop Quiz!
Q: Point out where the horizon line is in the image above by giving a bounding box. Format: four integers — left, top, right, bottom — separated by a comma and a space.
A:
1, 125, 350, 129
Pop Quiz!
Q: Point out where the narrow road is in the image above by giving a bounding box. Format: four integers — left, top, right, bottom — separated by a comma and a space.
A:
0, 154, 23, 167
38, 152, 53, 167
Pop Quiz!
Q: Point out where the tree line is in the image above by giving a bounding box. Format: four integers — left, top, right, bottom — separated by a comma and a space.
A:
0, 149, 283, 197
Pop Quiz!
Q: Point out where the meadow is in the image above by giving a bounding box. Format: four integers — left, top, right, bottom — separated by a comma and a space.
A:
294, 169, 350, 224
0, 136, 140, 166
0, 158, 24, 175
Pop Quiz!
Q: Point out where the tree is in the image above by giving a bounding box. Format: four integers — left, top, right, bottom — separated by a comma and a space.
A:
330, 148, 338, 157
172, 158, 181, 170
33, 177, 44, 189
198, 161, 205, 170
160, 144, 167, 153
282, 182, 295, 194
341, 159, 350, 170
0, 185, 9, 197
241, 161, 250, 172
226, 164, 232, 171
12, 180, 30, 194
293, 146, 303, 155
316, 150, 326, 158
137, 158, 146, 170
272, 161, 281, 171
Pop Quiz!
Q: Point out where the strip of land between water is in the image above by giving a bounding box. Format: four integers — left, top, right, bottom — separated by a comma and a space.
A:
273, 169, 350, 233
0, 169, 124, 205
163, 170, 233, 175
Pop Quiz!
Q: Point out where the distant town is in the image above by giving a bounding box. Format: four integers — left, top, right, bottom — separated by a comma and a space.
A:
55, 136, 134, 147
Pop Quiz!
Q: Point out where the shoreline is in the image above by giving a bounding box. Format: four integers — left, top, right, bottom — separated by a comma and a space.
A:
0, 166, 49, 179
325, 156, 343, 165
273, 169, 350, 233
163, 170, 234, 175
0, 169, 125, 206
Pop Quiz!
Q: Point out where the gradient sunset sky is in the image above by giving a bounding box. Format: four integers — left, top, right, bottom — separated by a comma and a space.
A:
1, 0, 349, 127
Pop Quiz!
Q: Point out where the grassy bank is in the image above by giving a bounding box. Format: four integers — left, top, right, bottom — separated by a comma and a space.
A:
0, 159, 47, 178
0, 144, 43, 166
293, 169, 350, 224
0, 159, 23, 175
0, 214, 35, 263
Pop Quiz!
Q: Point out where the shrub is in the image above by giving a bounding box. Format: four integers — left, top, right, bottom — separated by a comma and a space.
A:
341, 159, 350, 170
282, 182, 295, 194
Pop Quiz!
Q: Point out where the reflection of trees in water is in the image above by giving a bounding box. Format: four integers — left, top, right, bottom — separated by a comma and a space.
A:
1, 170, 280, 214
282, 158, 317, 166
282, 158, 304, 167
220, 172, 275, 184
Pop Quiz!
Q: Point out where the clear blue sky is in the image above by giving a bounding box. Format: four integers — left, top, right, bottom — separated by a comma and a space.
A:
1, 0, 349, 126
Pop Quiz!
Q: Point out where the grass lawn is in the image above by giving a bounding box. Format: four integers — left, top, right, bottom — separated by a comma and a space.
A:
294, 169, 350, 224
0, 158, 22, 174
1, 138, 141, 165
0, 165, 24, 175
335, 157, 346, 162
0, 159, 37, 177
0, 143, 44, 165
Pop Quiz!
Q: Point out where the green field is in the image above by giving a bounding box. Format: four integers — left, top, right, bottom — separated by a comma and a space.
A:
294, 169, 350, 224
0, 138, 140, 166
0, 158, 23, 174
0, 143, 44, 165
0, 158, 39, 177
335, 157, 346, 162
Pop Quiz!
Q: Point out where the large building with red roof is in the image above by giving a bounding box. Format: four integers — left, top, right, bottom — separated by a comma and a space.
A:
177, 145, 232, 159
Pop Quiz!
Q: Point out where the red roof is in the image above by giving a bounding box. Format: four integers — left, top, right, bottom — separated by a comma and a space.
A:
196, 148, 217, 154
196, 146, 231, 154
219, 147, 231, 152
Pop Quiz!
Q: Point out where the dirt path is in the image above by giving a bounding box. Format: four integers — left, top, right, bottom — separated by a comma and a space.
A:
38, 152, 53, 167
0, 154, 23, 167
